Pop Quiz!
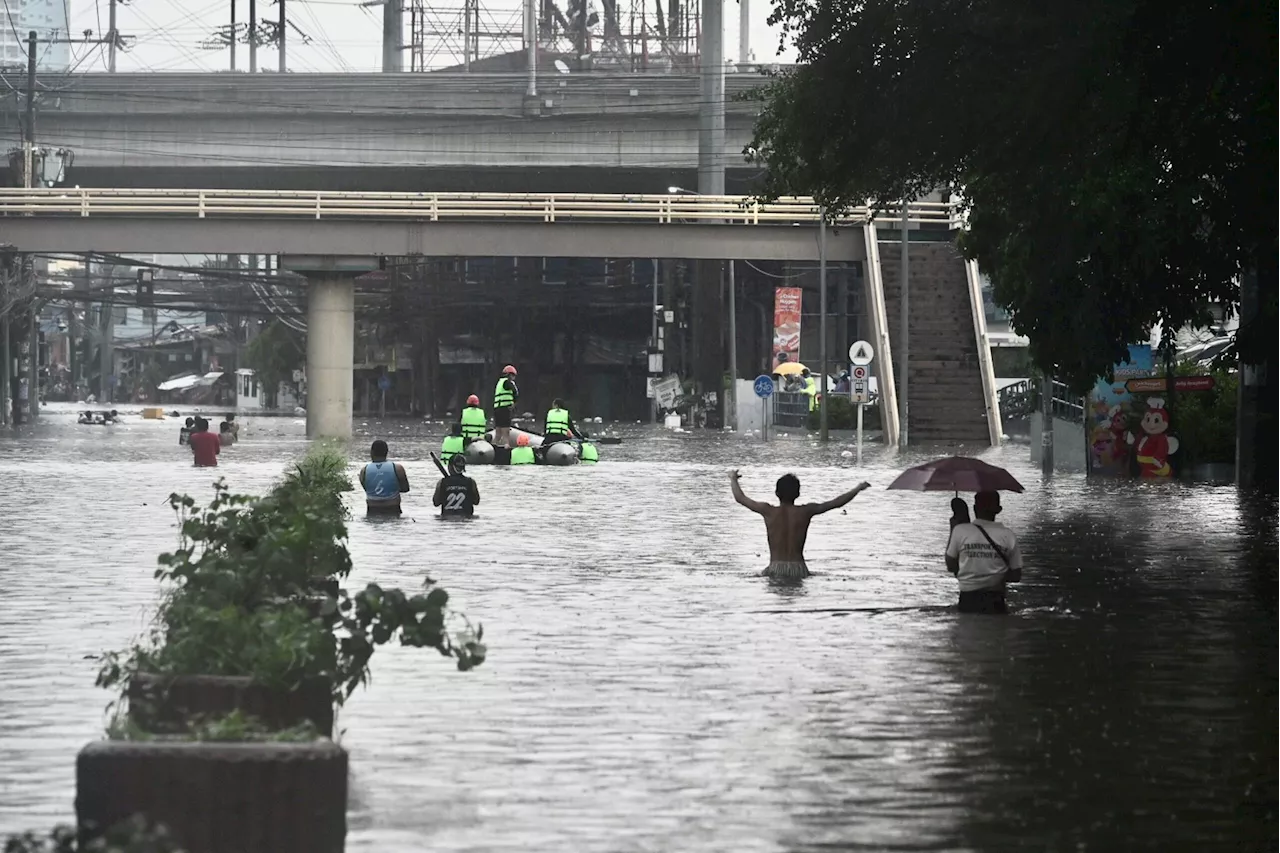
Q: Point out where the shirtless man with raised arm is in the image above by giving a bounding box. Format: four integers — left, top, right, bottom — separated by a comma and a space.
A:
730, 470, 872, 579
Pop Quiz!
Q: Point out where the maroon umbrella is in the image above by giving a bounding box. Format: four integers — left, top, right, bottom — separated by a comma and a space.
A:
886, 456, 1025, 494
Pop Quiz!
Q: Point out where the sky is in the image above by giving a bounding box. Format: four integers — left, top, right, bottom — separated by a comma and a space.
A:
63, 0, 797, 74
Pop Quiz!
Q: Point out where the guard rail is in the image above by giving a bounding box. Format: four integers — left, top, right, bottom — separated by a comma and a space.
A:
0, 189, 960, 228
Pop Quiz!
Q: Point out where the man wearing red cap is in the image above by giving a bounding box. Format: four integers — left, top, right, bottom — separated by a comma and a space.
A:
460, 393, 488, 444
945, 491, 1023, 614
492, 364, 519, 448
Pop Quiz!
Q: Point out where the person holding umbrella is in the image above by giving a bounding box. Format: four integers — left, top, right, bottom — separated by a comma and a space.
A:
887, 456, 1025, 614
945, 491, 1023, 614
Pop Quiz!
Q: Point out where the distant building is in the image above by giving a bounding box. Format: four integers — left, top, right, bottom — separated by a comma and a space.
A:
0, 1, 72, 71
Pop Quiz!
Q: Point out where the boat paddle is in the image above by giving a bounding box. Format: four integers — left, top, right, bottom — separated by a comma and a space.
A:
430, 451, 449, 477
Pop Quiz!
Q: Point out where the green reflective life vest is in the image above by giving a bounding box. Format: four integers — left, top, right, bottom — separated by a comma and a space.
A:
460, 406, 487, 439
544, 407, 571, 436
493, 377, 514, 409
579, 442, 599, 463
510, 445, 536, 465
441, 434, 465, 463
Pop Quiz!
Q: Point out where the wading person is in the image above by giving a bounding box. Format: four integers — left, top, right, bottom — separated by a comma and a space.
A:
433, 454, 480, 518
359, 439, 410, 516
945, 491, 1023, 614
188, 417, 221, 468
179, 416, 195, 446
730, 470, 871, 579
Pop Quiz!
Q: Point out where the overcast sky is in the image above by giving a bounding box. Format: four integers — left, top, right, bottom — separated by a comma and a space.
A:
65, 0, 796, 73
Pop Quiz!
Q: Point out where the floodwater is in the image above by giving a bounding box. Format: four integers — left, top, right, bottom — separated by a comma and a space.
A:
0, 405, 1275, 852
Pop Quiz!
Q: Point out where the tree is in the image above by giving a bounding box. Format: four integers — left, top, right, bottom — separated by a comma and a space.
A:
245, 320, 303, 408
749, 0, 1276, 391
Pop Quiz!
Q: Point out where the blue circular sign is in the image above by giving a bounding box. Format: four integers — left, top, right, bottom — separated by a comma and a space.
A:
753, 375, 775, 398
378, 375, 391, 391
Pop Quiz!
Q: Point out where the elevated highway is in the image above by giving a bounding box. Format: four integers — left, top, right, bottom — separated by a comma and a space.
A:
20, 72, 771, 193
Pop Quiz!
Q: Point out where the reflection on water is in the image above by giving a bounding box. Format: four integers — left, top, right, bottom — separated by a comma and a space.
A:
0, 405, 1275, 851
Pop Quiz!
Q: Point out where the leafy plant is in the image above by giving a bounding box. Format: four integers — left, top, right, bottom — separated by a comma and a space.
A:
244, 319, 303, 409
97, 446, 486, 725
107, 709, 319, 743
3, 817, 180, 853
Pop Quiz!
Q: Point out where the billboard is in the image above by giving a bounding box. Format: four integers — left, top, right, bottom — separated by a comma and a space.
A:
1088, 344, 1155, 477
772, 287, 802, 368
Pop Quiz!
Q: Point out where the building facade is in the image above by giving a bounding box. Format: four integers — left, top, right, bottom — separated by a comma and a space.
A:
1, 0, 72, 71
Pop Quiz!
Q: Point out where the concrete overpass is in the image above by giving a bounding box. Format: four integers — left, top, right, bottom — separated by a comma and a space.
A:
0, 189, 999, 446
20, 72, 770, 193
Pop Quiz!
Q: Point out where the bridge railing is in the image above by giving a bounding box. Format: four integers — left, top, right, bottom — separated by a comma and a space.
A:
0, 188, 958, 227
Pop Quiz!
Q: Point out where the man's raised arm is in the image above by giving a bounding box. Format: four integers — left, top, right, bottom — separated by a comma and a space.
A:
808, 482, 872, 516
730, 470, 770, 514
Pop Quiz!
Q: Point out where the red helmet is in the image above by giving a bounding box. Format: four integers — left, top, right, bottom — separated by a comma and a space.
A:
466, 394, 480, 406
502, 364, 518, 376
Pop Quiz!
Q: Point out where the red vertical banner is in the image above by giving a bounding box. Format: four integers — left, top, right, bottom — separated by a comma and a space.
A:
772, 287, 803, 368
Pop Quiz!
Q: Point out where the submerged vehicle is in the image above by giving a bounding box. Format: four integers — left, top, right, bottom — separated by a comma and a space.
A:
463, 427, 600, 466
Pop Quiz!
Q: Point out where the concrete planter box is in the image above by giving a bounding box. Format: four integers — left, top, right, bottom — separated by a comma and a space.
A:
77, 740, 347, 853
128, 674, 334, 737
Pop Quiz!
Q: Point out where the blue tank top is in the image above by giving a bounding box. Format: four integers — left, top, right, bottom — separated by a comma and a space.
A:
363, 461, 400, 500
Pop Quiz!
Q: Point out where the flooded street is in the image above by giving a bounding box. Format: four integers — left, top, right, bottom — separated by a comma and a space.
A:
0, 408, 1274, 852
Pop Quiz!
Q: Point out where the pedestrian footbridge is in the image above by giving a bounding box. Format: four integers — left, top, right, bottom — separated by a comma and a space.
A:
0, 189, 998, 447
0, 188, 955, 262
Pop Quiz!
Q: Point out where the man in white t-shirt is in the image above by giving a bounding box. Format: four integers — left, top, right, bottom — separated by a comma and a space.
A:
945, 491, 1023, 614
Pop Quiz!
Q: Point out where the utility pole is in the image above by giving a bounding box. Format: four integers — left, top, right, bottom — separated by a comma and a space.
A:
898, 201, 909, 446
650, 258, 659, 424
525, 0, 537, 97
22, 32, 37, 421
249, 0, 258, 71
697, 0, 725, 197
382, 0, 402, 72
108, 0, 119, 71
278, 0, 287, 72
819, 209, 829, 441
231, 0, 237, 71
728, 259, 738, 430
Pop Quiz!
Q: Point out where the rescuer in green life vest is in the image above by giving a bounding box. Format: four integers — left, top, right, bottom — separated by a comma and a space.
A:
460, 394, 487, 443
510, 433, 536, 465
543, 398, 582, 445
492, 364, 519, 448
801, 368, 818, 412
440, 422, 466, 465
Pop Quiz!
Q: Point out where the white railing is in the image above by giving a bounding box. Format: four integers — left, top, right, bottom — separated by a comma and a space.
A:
0, 188, 958, 228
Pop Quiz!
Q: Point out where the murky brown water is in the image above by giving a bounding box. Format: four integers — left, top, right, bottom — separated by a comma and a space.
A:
1, 405, 1275, 851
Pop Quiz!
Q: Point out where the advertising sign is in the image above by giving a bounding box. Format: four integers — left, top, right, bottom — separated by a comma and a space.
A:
772, 287, 803, 368
1088, 345, 1154, 477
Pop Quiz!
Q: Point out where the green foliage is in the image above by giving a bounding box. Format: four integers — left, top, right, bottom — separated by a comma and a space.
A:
3, 817, 179, 853
807, 395, 881, 432
97, 446, 485, 726
748, 0, 1276, 390
107, 709, 320, 743
244, 320, 303, 408
1168, 365, 1238, 465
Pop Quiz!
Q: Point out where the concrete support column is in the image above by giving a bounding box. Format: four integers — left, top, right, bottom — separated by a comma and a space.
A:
284, 255, 377, 439
306, 275, 355, 439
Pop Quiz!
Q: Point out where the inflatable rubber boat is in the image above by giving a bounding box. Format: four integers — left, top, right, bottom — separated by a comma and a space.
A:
462, 427, 599, 466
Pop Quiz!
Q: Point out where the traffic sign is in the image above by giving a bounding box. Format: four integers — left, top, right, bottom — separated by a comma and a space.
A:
851, 378, 870, 404
1124, 375, 1216, 393
377, 374, 391, 391
849, 340, 874, 366
753, 375, 775, 398
851, 365, 868, 381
